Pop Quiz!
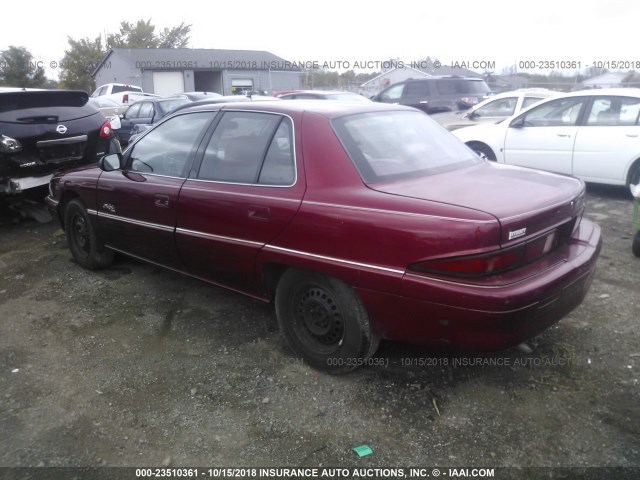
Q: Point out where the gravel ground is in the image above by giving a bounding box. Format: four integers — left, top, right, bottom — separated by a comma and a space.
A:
0, 185, 638, 479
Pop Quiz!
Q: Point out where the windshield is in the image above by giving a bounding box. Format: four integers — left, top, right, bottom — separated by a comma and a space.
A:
333, 111, 481, 182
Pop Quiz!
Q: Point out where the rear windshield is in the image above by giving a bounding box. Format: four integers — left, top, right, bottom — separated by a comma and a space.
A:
112, 85, 143, 94
333, 111, 480, 183
435, 79, 491, 95
0, 91, 97, 122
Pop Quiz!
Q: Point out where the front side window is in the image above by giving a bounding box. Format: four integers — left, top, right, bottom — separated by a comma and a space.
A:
128, 112, 213, 177
138, 102, 153, 118
333, 111, 480, 183
380, 83, 405, 101
124, 103, 141, 119
197, 112, 295, 185
518, 97, 586, 127
474, 97, 517, 117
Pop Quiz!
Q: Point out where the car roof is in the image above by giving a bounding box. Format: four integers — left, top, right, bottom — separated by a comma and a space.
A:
405, 76, 486, 82
180, 99, 417, 118
556, 88, 640, 98
284, 90, 361, 95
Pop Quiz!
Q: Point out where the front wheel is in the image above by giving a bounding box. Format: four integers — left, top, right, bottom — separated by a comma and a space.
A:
633, 230, 640, 257
275, 269, 380, 374
64, 199, 114, 270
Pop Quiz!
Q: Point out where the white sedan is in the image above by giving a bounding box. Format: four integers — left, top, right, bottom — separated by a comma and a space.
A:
453, 88, 640, 187
431, 88, 557, 131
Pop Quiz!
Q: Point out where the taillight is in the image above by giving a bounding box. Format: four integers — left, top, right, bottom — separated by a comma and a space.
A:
0, 135, 22, 153
100, 120, 113, 138
123, 93, 129, 103
410, 230, 559, 278
461, 96, 479, 106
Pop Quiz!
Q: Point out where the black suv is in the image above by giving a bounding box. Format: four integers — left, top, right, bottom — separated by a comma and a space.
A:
1, 89, 120, 197
371, 76, 492, 114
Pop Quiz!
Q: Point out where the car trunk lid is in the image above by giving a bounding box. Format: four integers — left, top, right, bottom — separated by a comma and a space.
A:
368, 162, 585, 246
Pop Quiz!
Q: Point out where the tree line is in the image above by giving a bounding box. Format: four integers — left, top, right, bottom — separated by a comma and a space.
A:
0, 19, 191, 91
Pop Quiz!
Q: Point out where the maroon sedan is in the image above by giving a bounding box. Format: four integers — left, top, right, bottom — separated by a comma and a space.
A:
46, 101, 601, 373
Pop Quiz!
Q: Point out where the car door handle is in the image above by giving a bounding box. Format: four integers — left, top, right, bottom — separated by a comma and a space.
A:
154, 194, 170, 208
419, 100, 429, 104
248, 205, 270, 221
557, 133, 571, 137
626, 133, 639, 137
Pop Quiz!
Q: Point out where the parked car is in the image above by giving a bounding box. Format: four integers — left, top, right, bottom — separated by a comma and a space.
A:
371, 76, 492, 114
453, 88, 640, 188
277, 90, 370, 102
115, 97, 190, 144
128, 95, 282, 144
170, 92, 223, 101
91, 83, 160, 106
431, 89, 557, 131
1, 89, 120, 198
46, 100, 601, 373
88, 97, 127, 118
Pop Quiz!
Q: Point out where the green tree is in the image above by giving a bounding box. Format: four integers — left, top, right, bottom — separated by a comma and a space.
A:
60, 19, 191, 92
158, 22, 192, 48
59, 36, 104, 91
0, 46, 48, 88
105, 19, 191, 49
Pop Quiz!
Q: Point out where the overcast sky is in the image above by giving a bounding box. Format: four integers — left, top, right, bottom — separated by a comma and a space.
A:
2, 0, 637, 78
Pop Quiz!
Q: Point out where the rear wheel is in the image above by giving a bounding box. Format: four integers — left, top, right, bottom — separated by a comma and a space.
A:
64, 199, 114, 270
467, 142, 496, 161
275, 269, 380, 373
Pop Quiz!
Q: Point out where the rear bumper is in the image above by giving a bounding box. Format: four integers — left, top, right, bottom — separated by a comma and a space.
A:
0, 174, 53, 194
358, 219, 602, 350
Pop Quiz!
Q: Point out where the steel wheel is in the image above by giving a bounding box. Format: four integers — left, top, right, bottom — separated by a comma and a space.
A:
64, 199, 114, 270
276, 269, 380, 373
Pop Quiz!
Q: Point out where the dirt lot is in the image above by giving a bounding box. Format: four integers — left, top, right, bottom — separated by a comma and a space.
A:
0, 185, 638, 478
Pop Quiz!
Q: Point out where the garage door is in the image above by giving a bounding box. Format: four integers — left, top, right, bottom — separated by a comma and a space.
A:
152, 72, 185, 96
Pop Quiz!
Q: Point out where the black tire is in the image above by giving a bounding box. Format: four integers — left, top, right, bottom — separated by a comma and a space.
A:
628, 162, 640, 191
633, 231, 640, 257
64, 199, 114, 270
467, 142, 496, 161
275, 269, 380, 374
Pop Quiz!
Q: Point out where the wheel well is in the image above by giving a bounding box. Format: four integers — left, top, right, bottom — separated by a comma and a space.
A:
57, 191, 80, 230
466, 140, 490, 150
626, 157, 640, 186
261, 263, 290, 300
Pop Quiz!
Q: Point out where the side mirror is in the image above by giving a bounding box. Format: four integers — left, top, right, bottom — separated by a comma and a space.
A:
99, 153, 122, 172
510, 117, 526, 128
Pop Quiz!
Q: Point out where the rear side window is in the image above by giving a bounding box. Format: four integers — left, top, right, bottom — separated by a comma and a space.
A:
436, 79, 490, 95
586, 96, 640, 126
197, 112, 295, 185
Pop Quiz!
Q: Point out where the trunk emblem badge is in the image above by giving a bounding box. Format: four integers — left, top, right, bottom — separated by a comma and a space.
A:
56, 125, 67, 134
508, 228, 527, 240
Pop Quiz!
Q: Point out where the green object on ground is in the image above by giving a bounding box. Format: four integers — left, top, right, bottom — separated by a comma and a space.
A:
352, 445, 373, 457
